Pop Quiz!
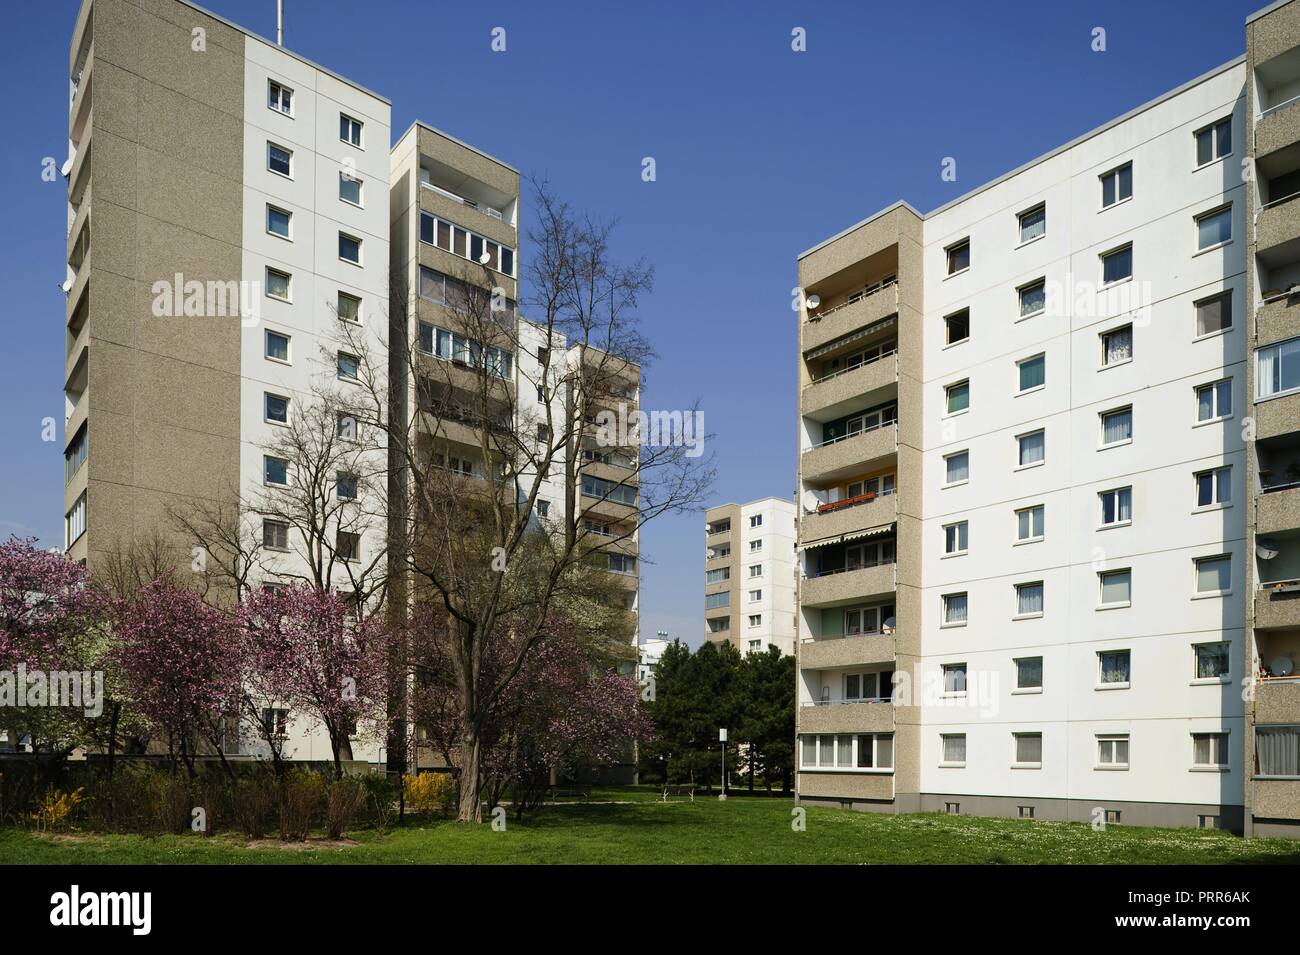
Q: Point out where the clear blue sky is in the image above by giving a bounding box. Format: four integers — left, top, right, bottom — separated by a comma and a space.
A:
0, 0, 1265, 646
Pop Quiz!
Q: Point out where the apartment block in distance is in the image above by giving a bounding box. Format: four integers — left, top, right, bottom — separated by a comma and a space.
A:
1245, 0, 1300, 839
705, 498, 797, 655
795, 1, 1300, 833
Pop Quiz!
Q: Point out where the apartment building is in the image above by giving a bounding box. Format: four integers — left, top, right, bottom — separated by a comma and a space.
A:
705, 497, 797, 655
795, 2, 1300, 833
1245, 0, 1300, 839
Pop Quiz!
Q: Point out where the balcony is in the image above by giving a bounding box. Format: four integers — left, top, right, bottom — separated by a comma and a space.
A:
800, 633, 896, 670
1257, 192, 1300, 260
801, 561, 895, 608
802, 349, 898, 421
1259, 97, 1300, 158
798, 699, 894, 734
69, 50, 92, 148
802, 422, 896, 485
1257, 586, 1300, 631
803, 283, 899, 353
1255, 43, 1300, 156
1257, 390, 1300, 442
418, 182, 516, 250
800, 492, 896, 547
1257, 287, 1300, 346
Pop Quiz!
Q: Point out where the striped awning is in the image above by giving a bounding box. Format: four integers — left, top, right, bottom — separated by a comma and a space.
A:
804, 315, 897, 361
798, 522, 894, 552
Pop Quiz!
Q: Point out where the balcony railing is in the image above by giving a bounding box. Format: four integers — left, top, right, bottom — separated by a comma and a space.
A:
1261, 92, 1300, 120
807, 346, 898, 387
1263, 188, 1300, 211
801, 698, 891, 707
806, 278, 897, 324
803, 557, 896, 580
800, 628, 894, 643
806, 416, 897, 451
811, 489, 892, 515
420, 179, 505, 220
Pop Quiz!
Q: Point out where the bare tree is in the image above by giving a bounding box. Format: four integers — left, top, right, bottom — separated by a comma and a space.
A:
340, 178, 713, 821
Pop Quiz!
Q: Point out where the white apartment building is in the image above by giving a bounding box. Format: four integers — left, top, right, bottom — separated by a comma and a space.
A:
706, 497, 797, 656
793, 0, 1300, 831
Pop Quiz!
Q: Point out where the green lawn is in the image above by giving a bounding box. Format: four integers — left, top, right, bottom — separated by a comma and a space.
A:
3, 791, 1299, 864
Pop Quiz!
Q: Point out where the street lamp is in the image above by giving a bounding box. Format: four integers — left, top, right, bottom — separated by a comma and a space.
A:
719, 727, 728, 801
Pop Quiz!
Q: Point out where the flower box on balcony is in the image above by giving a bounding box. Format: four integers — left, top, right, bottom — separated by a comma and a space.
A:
817, 492, 876, 514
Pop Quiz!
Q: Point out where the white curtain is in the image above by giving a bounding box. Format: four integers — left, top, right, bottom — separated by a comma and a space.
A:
1019, 431, 1045, 465
945, 593, 967, 624
1103, 410, 1131, 444
1018, 583, 1044, 615
1257, 728, 1300, 776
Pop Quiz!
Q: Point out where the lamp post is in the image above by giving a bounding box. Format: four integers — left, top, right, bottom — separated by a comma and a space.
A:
719, 727, 728, 801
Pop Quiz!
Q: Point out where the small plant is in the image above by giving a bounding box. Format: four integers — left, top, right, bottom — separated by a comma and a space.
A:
32, 786, 84, 833
278, 769, 325, 841
403, 772, 456, 815
232, 776, 276, 840
362, 773, 399, 831
325, 777, 367, 839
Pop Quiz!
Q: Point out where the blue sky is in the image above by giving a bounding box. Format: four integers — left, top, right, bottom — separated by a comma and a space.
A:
0, 0, 1266, 646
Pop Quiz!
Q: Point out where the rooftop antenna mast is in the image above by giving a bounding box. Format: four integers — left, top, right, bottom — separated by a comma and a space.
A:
276, 0, 284, 46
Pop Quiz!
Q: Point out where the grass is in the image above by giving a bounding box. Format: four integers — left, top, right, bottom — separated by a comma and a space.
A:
3, 788, 1299, 864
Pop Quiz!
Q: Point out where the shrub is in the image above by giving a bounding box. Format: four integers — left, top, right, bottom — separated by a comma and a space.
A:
278, 769, 325, 841
145, 773, 192, 835
361, 773, 399, 831
403, 772, 456, 815
232, 776, 276, 840
31, 786, 84, 832
325, 777, 367, 839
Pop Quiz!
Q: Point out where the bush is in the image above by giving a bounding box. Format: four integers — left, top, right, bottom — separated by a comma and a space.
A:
403, 772, 456, 815
278, 769, 325, 841
145, 773, 193, 835
361, 773, 399, 830
325, 777, 367, 839
232, 776, 277, 840
31, 786, 84, 832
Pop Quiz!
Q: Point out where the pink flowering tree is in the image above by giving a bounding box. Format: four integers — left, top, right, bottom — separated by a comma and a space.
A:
112, 578, 245, 778
240, 584, 388, 779
0, 536, 109, 754
411, 611, 651, 814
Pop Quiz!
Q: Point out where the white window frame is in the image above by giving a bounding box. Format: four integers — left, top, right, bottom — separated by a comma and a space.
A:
264, 329, 291, 364
263, 519, 290, 551
1100, 243, 1133, 287
1194, 465, 1231, 511
263, 454, 290, 487
340, 112, 363, 148
1195, 291, 1233, 340
1017, 277, 1047, 319
266, 141, 293, 178
1014, 581, 1044, 620
1192, 731, 1229, 769
265, 266, 292, 302
1256, 335, 1300, 401
1098, 486, 1132, 529
1099, 406, 1133, 448
1015, 504, 1044, 544
941, 592, 968, 628
942, 520, 968, 557
267, 79, 293, 116
1096, 734, 1130, 770
339, 170, 363, 207
1099, 161, 1132, 209
940, 733, 967, 768
266, 203, 292, 240
1017, 203, 1046, 246
1195, 378, 1233, 424
945, 239, 970, 276
1012, 732, 1043, 769
944, 308, 970, 346
944, 379, 970, 416
943, 450, 969, 488
1016, 353, 1046, 395
1015, 429, 1045, 469
1193, 641, 1231, 684
1194, 116, 1232, 168
1098, 570, 1132, 610
1014, 656, 1043, 693
942, 663, 968, 697
1097, 649, 1131, 688
1193, 554, 1232, 598
1194, 203, 1232, 252
338, 231, 362, 266
263, 391, 290, 426
1100, 323, 1133, 368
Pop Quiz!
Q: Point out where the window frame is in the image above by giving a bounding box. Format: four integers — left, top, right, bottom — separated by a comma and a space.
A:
263, 391, 290, 426
1016, 353, 1046, 395
1017, 277, 1047, 319
1015, 504, 1045, 544
940, 733, 967, 768
338, 231, 363, 266
945, 239, 970, 277
944, 379, 970, 416
942, 520, 969, 557
266, 141, 293, 178
339, 113, 364, 148
1194, 465, 1232, 511
1097, 648, 1132, 688
1013, 581, 1044, 620
1099, 161, 1133, 209
265, 266, 292, 302
1193, 641, 1231, 683
1194, 291, 1233, 340
943, 450, 970, 488
1016, 203, 1046, 246
1099, 323, 1134, 369
1194, 203, 1233, 252
265, 203, 292, 240
1098, 569, 1132, 610
944, 308, 970, 346
1194, 116, 1232, 168
1096, 734, 1131, 770
1256, 334, 1300, 401
264, 329, 291, 364
1194, 377, 1233, 424
1192, 731, 1229, 769
1012, 732, 1043, 769
1193, 553, 1232, 598
1099, 406, 1133, 448
1014, 656, 1044, 692
1100, 243, 1133, 287
941, 592, 968, 628
1098, 485, 1133, 529
1016, 429, 1046, 469
338, 170, 363, 207
267, 79, 293, 116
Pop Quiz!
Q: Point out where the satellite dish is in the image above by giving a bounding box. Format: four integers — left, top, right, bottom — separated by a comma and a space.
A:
61, 156, 74, 177
805, 294, 821, 310
61, 278, 73, 293
1272, 656, 1294, 677
478, 252, 492, 265
882, 616, 896, 632
1258, 537, 1281, 560
801, 490, 823, 513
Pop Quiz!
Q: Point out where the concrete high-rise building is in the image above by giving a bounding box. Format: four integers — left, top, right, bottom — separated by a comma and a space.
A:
705, 497, 797, 656
795, 0, 1300, 833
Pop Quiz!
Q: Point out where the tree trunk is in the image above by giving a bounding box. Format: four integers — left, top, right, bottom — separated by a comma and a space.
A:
456, 723, 483, 822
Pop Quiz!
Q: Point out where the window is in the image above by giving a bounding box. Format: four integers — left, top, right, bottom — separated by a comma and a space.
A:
1016, 505, 1044, 543
266, 204, 291, 239
1017, 430, 1045, 467
749, 539, 762, 552
262, 707, 289, 738
1017, 354, 1045, 392
1015, 656, 1043, 690
946, 240, 970, 275
1195, 642, 1230, 680
749, 514, 763, 528
1100, 162, 1132, 208
798, 734, 893, 771
264, 392, 289, 424
1254, 727, 1299, 777
941, 734, 967, 766
945, 308, 970, 345
1196, 466, 1231, 508
1018, 204, 1046, 244
264, 330, 290, 362
264, 455, 289, 486
267, 79, 292, 114
844, 603, 894, 636
845, 670, 893, 700
1194, 554, 1231, 596
1018, 278, 1046, 318
265, 267, 291, 301
263, 519, 289, 550
1195, 292, 1232, 337
582, 475, 637, 506
943, 521, 968, 556
1015, 581, 1044, 618
705, 567, 730, 584
64, 423, 87, 484
749, 589, 762, 602
1097, 735, 1130, 769
1099, 486, 1132, 527
1101, 244, 1132, 285
1013, 733, 1042, 767
1257, 335, 1300, 400
1196, 379, 1232, 422
1098, 649, 1131, 685
418, 212, 518, 276
945, 380, 969, 414
1100, 324, 1133, 366
707, 617, 729, 633
1193, 732, 1229, 768
748, 615, 762, 628
1195, 205, 1232, 250
339, 172, 362, 206
942, 593, 968, 626
1195, 117, 1231, 167
944, 450, 969, 486
337, 531, 360, 562
536, 423, 550, 442
336, 472, 358, 500
337, 413, 357, 441
337, 352, 360, 381
943, 663, 968, 695
65, 492, 86, 547
1099, 570, 1131, 608
337, 291, 361, 324
340, 113, 363, 147
1100, 407, 1132, 446
267, 142, 292, 177
748, 640, 762, 652
609, 553, 636, 575
339, 232, 361, 264
749, 564, 762, 578
705, 592, 729, 610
